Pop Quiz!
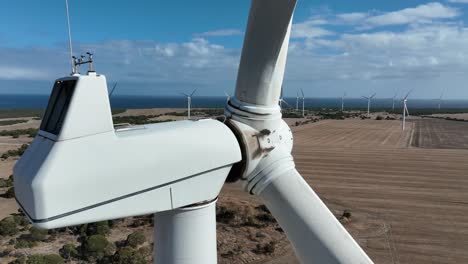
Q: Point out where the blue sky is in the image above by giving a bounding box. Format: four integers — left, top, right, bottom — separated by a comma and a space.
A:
1, 0, 468, 99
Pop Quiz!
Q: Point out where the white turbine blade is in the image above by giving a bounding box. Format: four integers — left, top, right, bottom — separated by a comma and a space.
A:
224, 91, 230, 97
223, 0, 293, 100
362, 96, 369, 100
109, 82, 118, 97
259, 169, 374, 264
404, 90, 412, 100
281, 99, 292, 108
405, 104, 410, 116
301, 88, 305, 98
233, 0, 296, 106
181, 92, 189, 97
370, 93, 376, 99
190, 89, 197, 97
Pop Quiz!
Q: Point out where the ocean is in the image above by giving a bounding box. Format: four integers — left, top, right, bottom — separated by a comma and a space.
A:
0, 94, 467, 110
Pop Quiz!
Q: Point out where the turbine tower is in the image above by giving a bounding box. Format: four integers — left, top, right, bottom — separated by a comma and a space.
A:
182, 89, 197, 119
341, 92, 346, 112
300, 88, 305, 117
362, 93, 376, 118
438, 87, 447, 110
402, 91, 411, 130
13, 1, 374, 264
392, 90, 398, 112
296, 91, 299, 111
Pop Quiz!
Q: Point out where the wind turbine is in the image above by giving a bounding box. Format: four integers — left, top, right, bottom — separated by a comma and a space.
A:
362, 93, 376, 118
278, 86, 291, 109
300, 88, 305, 117
402, 91, 411, 130
182, 89, 197, 119
438, 87, 447, 110
341, 92, 346, 112
224, 91, 232, 103
296, 91, 299, 111
392, 90, 398, 112
108, 82, 118, 97
14, 1, 374, 264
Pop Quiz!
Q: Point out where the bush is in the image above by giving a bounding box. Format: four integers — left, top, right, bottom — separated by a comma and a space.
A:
26, 254, 64, 264
1, 144, 29, 159
0, 217, 18, 236
375, 115, 383, 120
0, 129, 37, 138
9, 255, 27, 264
112, 246, 147, 264
0, 175, 14, 188
81, 234, 116, 261
126, 231, 146, 248
2, 187, 15, 198
216, 206, 237, 224
86, 221, 111, 236
29, 226, 48, 241
15, 239, 38, 249
252, 241, 277, 255
59, 244, 78, 259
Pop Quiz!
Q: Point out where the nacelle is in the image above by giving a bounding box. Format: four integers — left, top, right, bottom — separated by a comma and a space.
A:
13, 73, 241, 229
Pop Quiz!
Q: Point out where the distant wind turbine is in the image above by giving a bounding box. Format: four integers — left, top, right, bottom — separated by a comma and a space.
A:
108, 82, 118, 97
392, 89, 399, 112
300, 89, 305, 117
438, 87, 447, 110
341, 92, 346, 112
224, 91, 232, 103
296, 91, 299, 111
182, 89, 197, 119
402, 91, 412, 130
362, 93, 376, 118
278, 87, 291, 110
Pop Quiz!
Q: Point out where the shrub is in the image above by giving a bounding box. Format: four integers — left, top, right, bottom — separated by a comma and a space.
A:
112, 246, 147, 264
86, 221, 111, 236
59, 244, 78, 259
375, 115, 383, 120
126, 231, 146, 248
10, 255, 27, 264
0, 129, 37, 138
216, 206, 237, 224
0, 217, 18, 236
29, 226, 48, 241
81, 234, 116, 261
252, 241, 277, 255
13, 214, 29, 226
26, 254, 64, 264
2, 187, 15, 198
0, 175, 14, 188
1, 144, 29, 159
15, 239, 38, 249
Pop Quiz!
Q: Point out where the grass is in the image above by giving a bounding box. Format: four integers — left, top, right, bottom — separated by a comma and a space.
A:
0, 109, 44, 119
0, 119, 29, 126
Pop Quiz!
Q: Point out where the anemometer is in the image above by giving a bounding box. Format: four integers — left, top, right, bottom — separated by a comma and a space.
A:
13, 0, 374, 263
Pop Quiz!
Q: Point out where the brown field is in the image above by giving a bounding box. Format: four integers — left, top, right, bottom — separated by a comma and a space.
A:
412, 119, 468, 149
289, 119, 468, 263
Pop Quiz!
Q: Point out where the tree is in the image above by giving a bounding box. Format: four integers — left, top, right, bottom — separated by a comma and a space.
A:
26, 254, 64, 264
59, 244, 78, 260
81, 234, 116, 261
112, 247, 147, 264
126, 231, 146, 248
29, 226, 48, 241
0, 217, 18, 236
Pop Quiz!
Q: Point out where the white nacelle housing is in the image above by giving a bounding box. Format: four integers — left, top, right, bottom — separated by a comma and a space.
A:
13, 73, 242, 229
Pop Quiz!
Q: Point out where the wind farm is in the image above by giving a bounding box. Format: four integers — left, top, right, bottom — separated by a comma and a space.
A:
1, 0, 468, 264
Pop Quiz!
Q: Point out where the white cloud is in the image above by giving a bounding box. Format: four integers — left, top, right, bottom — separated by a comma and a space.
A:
364, 2, 459, 27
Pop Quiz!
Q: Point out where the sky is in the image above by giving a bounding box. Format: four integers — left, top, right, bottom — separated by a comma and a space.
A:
1, 0, 468, 99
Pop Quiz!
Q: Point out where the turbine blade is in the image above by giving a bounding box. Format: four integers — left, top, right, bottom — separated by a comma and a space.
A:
404, 89, 412, 100
301, 88, 305, 98
259, 169, 374, 263
181, 93, 189, 97
370, 93, 376, 99
281, 99, 292, 108
190, 89, 197, 97
109, 82, 118, 97
234, 0, 297, 106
